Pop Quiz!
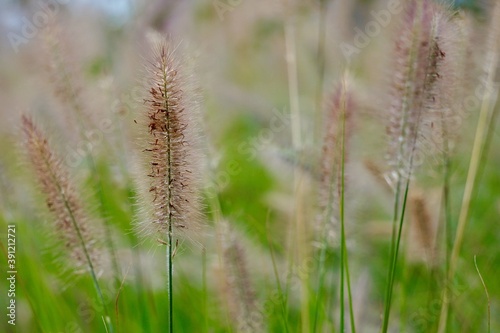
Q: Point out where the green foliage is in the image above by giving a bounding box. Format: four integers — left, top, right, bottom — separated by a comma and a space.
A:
0, 0, 499, 332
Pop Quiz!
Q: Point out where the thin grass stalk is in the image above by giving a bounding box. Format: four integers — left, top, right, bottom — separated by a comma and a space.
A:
437, 112, 453, 332
202, 247, 208, 333
284, 4, 310, 330
88, 155, 121, 286
383, 74, 430, 330
340, 220, 345, 332
162, 62, 175, 333
61, 183, 113, 332
475, 103, 500, 203
474, 256, 490, 333
43, 26, 121, 284
399, 246, 410, 332
314, 0, 328, 146
338, 86, 346, 333
384, 63, 433, 326
167, 226, 173, 332
382, 1, 446, 329
313, 178, 336, 332
312, 8, 330, 327
345, 261, 355, 332
22, 116, 113, 332
437, 86, 499, 332
381, 176, 402, 333
285, 8, 302, 149
443, 145, 452, 274
382, 13, 420, 329
437, 4, 500, 327
61, 176, 111, 329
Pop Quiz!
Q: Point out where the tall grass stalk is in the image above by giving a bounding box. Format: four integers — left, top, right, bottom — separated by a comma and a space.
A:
64, 184, 114, 333
437, 4, 500, 330
313, 199, 333, 332
202, 247, 208, 333
474, 256, 490, 333
284, 4, 310, 330
21, 116, 113, 332
137, 35, 203, 333
208, 193, 233, 331
167, 226, 174, 332
266, 214, 290, 332
338, 76, 355, 333
381, 1, 448, 330
312, 5, 332, 326
313, 185, 335, 332
339, 88, 355, 333
314, 0, 328, 145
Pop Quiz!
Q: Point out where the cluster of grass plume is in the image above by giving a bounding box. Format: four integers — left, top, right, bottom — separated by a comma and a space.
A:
382, 0, 455, 331
21, 115, 112, 331
134, 34, 203, 333
438, 2, 500, 331
8, 1, 500, 332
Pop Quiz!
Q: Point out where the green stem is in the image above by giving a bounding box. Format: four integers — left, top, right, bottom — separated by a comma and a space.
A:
312, 4, 330, 327
340, 220, 345, 333
87, 155, 121, 285
43, 154, 113, 333
167, 228, 173, 333
474, 256, 490, 333
161, 50, 174, 333
266, 215, 290, 333
344, 246, 355, 333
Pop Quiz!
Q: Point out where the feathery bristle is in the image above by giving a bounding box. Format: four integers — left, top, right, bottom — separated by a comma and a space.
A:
409, 190, 434, 260
319, 75, 354, 228
136, 35, 202, 241
41, 22, 91, 131
486, 1, 500, 68
219, 223, 262, 332
386, 0, 449, 177
21, 115, 99, 272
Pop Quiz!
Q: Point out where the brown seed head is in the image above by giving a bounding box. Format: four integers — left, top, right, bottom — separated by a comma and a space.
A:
21, 115, 99, 272
386, 0, 450, 177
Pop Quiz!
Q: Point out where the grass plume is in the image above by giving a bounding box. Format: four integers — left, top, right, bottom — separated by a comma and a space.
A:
438, 2, 500, 331
218, 222, 262, 332
408, 190, 435, 263
316, 74, 356, 332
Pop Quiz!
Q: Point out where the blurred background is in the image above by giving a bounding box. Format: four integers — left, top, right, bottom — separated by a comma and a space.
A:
0, 0, 498, 332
